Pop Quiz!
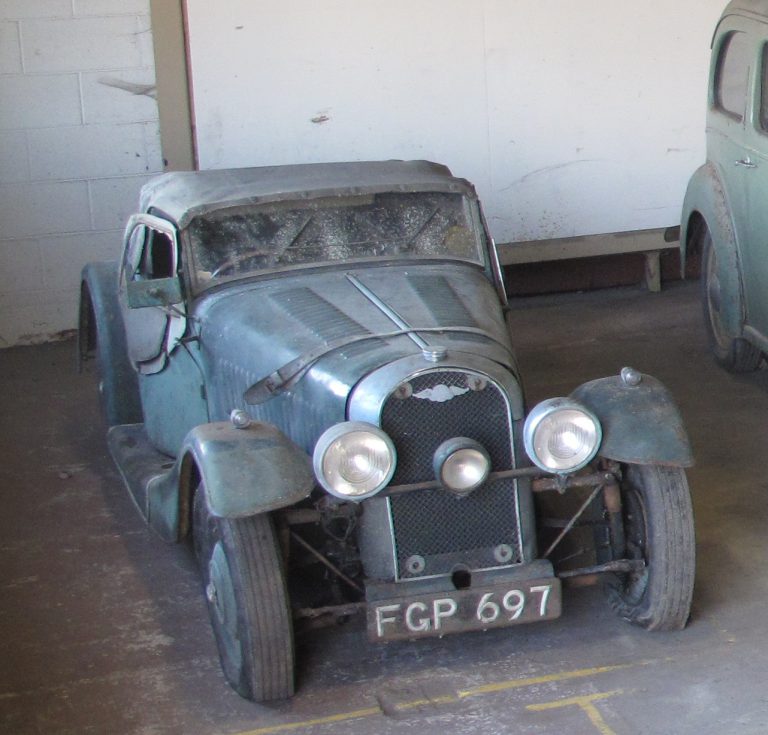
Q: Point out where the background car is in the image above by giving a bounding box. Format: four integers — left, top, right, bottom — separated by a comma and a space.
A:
681, 0, 768, 370
80, 160, 696, 702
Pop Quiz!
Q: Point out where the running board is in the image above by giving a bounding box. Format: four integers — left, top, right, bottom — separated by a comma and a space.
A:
106, 424, 176, 530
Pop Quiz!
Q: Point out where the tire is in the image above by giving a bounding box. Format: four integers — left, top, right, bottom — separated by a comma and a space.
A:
193, 486, 295, 701
605, 464, 695, 631
701, 230, 761, 372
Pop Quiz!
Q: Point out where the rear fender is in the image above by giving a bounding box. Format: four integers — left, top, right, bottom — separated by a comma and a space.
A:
571, 372, 693, 468
79, 261, 143, 425
680, 162, 745, 336
147, 420, 315, 540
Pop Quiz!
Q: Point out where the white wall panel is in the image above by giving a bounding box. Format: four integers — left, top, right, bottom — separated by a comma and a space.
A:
0, 181, 91, 239
22, 16, 149, 73
89, 174, 156, 230
0, 131, 30, 183
0, 74, 82, 128
0, 240, 43, 294
0, 0, 162, 347
186, 0, 725, 242
27, 122, 160, 180
0, 21, 22, 73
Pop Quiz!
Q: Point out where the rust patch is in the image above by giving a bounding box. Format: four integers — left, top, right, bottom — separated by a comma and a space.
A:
11, 328, 76, 347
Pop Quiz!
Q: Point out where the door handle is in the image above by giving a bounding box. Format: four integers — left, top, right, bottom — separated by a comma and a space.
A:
735, 157, 758, 168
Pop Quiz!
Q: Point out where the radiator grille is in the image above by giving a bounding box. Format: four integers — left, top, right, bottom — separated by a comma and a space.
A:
380, 369, 523, 579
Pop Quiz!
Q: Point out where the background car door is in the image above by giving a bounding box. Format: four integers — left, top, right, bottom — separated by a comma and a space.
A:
740, 30, 768, 338
707, 23, 754, 322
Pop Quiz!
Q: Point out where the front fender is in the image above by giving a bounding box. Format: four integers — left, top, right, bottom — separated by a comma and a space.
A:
147, 420, 314, 540
571, 373, 693, 468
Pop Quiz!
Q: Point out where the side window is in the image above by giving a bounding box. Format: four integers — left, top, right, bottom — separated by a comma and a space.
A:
124, 225, 176, 280
142, 230, 175, 279
715, 31, 750, 121
760, 43, 768, 132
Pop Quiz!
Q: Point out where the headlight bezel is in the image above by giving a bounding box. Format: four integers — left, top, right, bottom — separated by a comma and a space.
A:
312, 421, 397, 500
523, 397, 602, 474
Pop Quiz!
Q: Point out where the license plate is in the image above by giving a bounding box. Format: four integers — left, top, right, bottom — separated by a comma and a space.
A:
367, 577, 562, 641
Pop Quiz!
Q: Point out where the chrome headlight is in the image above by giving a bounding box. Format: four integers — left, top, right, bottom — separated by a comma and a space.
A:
313, 421, 396, 500
433, 437, 491, 496
523, 398, 601, 473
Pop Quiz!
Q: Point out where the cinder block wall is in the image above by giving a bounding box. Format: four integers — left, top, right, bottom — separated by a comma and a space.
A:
0, 0, 162, 346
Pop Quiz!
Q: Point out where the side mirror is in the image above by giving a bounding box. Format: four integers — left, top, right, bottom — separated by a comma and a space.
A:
127, 277, 183, 308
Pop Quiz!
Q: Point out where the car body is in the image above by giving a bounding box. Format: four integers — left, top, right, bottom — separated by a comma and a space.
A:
681, 0, 768, 370
80, 160, 696, 702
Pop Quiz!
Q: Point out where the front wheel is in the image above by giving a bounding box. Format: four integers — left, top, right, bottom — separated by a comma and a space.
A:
605, 464, 695, 631
193, 486, 294, 701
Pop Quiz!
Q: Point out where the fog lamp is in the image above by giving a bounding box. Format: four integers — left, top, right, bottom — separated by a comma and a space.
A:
433, 437, 491, 496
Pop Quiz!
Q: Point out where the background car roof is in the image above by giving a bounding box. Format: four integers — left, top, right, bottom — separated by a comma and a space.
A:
721, 0, 768, 22
139, 160, 477, 229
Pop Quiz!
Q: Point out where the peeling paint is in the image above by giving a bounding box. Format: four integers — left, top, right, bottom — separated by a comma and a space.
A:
311, 112, 331, 124
502, 159, 601, 190
9, 328, 77, 347
98, 76, 157, 99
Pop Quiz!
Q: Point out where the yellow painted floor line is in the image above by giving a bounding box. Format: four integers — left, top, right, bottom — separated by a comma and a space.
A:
235, 707, 381, 735
457, 662, 631, 698
233, 662, 636, 735
527, 690, 624, 735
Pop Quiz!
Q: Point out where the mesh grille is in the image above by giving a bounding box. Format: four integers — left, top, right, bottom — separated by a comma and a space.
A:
382, 371, 512, 484
381, 369, 523, 579
388, 478, 522, 577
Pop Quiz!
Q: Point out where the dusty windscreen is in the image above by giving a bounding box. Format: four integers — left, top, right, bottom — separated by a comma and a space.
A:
187, 191, 484, 288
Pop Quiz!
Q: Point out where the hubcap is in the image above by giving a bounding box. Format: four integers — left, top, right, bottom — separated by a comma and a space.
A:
208, 541, 242, 668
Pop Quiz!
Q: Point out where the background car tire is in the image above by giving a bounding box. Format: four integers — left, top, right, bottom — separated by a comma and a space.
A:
606, 463, 695, 631
701, 230, 762, 372
193, 486, 295, 701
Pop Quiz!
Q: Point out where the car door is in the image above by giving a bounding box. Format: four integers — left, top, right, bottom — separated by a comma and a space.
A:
708, 22, 754, 315
118, 214, 186, 375
740, 28, 768, 338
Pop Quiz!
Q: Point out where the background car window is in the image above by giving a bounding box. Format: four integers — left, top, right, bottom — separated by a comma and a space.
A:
760, 44, 768, 132
715, 31, 750, 121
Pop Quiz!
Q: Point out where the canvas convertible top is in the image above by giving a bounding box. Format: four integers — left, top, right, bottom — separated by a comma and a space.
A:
140, 160, 477, 230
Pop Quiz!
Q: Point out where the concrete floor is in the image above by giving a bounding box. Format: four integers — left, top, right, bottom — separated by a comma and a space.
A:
3, 280, 768, 734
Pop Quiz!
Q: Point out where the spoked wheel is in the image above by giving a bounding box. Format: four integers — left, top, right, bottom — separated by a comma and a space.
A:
701, 230, 761, 372
193, 485, 294, 701
605, 463, 695, 631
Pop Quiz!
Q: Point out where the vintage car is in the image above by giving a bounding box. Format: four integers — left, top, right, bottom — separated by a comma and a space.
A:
79, 160, 695, 702
681, 0, 768, 370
